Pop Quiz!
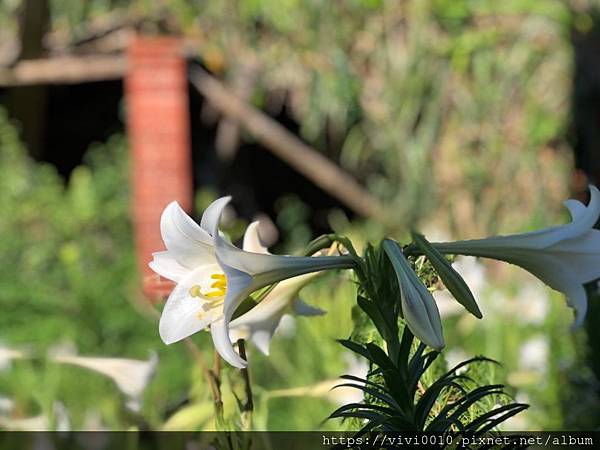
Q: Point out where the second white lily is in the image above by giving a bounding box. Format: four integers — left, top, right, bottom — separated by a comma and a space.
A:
229, 222, 326, 355
434, 185, 600, 327
206, 197, 355, 368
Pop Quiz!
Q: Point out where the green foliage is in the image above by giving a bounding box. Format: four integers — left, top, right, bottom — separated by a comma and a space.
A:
0, 108, 139, 353
0, 0, 577, 233
0, 108, 194, 429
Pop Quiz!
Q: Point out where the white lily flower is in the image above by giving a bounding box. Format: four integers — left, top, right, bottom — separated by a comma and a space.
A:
228, 222, 325, 355
434, 185, 600, 327
150, 201, 225, 344
51, 353, 157, 401
151, 197, 354, 368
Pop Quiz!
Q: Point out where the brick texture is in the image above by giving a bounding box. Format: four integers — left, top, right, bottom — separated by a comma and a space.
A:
124, 35, 192, 298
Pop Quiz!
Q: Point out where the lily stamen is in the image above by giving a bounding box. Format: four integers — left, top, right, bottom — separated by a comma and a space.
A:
204, 273, 227, 298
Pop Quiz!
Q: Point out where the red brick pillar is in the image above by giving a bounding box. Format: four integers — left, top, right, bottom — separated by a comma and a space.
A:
125, 35, 192, 297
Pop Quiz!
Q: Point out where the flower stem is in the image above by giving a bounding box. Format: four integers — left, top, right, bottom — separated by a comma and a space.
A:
237, 339, 254, 430
208, 350, 224, 428
302, 234, 336, 256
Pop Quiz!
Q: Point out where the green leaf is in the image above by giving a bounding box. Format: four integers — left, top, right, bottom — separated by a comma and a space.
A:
333, 383, 402, 411
340, 374, 392, 394
398, 326, 414, 376
357, 296, 400, 355
466, 403, 529, 435
365, 343, 413, 415
337, 339, 373, 362
328, 402, 397, 420
411, 232, 483, 319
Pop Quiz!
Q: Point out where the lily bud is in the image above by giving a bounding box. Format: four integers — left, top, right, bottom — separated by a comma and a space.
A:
383, 239, 445, 351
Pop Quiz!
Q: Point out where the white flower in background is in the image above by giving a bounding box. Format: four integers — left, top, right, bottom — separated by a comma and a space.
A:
516, 282, 549, 325
51, 352, 157, 408
0, 413, 49, 431
228, 222, 325, 355
519, 336, 549, 373
453, 256, 486, 299
433, 290, 466, 318
0, 345, 28, 371
275, 314, 297, 338
152, 197, 355, 368
0, 402, 69, 432
435, 185, 600, 327
433, 256, 488, 319
0, 396, 14, 415
209, 198, 354, 367
444, 348, 469, 374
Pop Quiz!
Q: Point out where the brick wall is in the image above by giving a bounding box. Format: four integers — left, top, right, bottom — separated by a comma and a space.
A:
124, 35, 192, 297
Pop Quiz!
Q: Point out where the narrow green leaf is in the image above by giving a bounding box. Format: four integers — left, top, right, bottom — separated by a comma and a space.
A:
337, 339, 373, 362
329, 402, 397, 419
332, 383, 402, 411
340, 374, 393, 395
365, 343, 413, 414
357, 296, 399, 352
467, 403, 529, 435
412, 232, 483, 319
329, 410, 385, 422
440, 356, 498, 381
447, 388, 507, 423
398, 326, 414, 376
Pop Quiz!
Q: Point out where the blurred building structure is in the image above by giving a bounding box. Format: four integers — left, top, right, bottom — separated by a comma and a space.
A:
0, 21, 362, 297
124, 36, 192, 296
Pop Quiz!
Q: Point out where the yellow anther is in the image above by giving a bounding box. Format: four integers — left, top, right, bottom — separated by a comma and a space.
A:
204, 290, 225, 298
192, 273, 228, 299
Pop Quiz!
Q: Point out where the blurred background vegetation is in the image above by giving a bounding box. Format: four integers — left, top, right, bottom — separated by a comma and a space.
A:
0, 0, 600, 432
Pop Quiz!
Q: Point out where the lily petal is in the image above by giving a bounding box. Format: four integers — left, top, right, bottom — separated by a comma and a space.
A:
149, 251, 188, 282
250, 328, 276, 355
228, 271, 323, 355
159, 263, 224, 344
160, 202, 215, 268
564, 283, 588, 329
51, 353, 157, 399
564, 199, 586, 221
243, 221, 270, 254
200, 196, 232, 235
211, 319, 247, 368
